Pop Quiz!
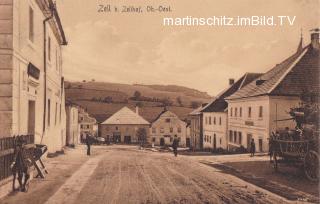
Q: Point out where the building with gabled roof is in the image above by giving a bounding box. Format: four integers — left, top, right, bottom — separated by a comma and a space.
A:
150, 109, 187, 147
201, 73, 262, 151
189, 105, 206, 150
225, 31, 320, 152
99, 106, 150, 144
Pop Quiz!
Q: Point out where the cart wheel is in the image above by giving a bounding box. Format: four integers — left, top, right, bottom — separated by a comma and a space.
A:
273, 153, 278, 171
304, 150, 319, 182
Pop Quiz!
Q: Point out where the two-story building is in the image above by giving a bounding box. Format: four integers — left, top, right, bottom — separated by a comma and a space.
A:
79, 107, 97, 142
226, 31, 319, 152
201, 74, 262, 151
99, 106, 150, 144
189, 106, 205, 150
150, 109, 187, 147
0, 0, 67, 153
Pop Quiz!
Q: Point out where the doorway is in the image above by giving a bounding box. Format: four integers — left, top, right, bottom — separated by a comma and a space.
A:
124, 136, 131, 144
113, 133, 121, 143
259, 139, 263, 152
247, 134, 252, 152
186, 138, 190, 147
160, 138, 165, 146
28, 100, 36, 135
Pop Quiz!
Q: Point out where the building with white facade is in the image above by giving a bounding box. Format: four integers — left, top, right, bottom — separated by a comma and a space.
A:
0, 0, 67, 153
201, 75, 262, 151
150, 109, 187, 147
99, 106, 150, 144
79, 107, 98, 142
226, 32, 319, 152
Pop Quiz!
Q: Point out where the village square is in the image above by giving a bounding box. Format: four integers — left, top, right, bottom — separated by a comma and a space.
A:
0, 0, 319, 203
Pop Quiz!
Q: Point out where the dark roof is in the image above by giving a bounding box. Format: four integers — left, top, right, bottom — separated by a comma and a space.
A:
226, 44, 319, 100
201, 73, 262, 112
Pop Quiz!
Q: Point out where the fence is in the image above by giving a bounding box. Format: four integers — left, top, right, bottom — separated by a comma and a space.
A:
0, 135, 34, 181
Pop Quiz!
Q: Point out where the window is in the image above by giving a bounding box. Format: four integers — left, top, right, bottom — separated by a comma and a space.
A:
233, 131, 237, 143
220, 138, 222, 144
213, 117, 216, 125
230, 108, 233, 117
165, 118, 171, 123
80, 124, 83, 128
219, 117, 222, 125
229, 130, 232, 142
48, 37, 51, 61
47, 99, 51, 126
205, 117, 208, 125
235, 108, 238, 117
170, 127, 173, 133
152, 137, 156, 142
152, 128, 156, 133
259, 106, 263, 118
178, 127, 181, 133
239, 107, 242, 117
115, 126, 118, 131
248, 107, 252, 118
87, 125, 90, 129
209, 136, 212, 143
60, 104, 62, 122
160, 127, 164, 133
209, 117, 211, 125
29, 7, 34, 42
238, 132, 242, 145
55, 102, 57, 125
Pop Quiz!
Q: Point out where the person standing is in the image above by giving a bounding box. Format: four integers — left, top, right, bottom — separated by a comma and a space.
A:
11, 137, 31, 192
86, 134, 91, 156
250, 138, 256, 157
172, 136, 179, 157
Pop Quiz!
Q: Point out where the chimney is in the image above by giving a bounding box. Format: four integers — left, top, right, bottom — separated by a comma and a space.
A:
311, 29, 319, 50
229, 78, 235, 86
135, 106, 139, 115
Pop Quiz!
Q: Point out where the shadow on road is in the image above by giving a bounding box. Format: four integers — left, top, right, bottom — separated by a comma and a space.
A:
201, 160, 319, 203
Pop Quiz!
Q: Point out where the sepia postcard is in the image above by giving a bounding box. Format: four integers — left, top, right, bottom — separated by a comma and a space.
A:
0, 0, 319, 203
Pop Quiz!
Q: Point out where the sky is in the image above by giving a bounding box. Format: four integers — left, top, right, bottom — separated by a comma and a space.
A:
56, 0, 319, 96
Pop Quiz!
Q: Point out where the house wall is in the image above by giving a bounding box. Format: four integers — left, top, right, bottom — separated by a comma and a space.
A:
150, 111, 187, 147
99, 124, 150, 143
227, 95, 300, 152
269, 96, 300, 133
0, 0, 66, 153
0, 0, 14, 136
190, 114, 202, 150
66, 105, 80, 146
203, 112, 227, 150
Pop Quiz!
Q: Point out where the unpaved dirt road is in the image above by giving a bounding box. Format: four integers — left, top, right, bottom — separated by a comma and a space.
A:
59, 146, 288, 204
2, 145, 293, 204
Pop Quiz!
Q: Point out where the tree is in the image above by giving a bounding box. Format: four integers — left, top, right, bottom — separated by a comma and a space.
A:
82, 80, 86, 83
136, 101, 143, 108
176, 96, 183, 107
162, 98, 173, 107
133, 91, 142, 100
103, 96, 113, 103
191, 101, 200, 109
136, 128, 147, 148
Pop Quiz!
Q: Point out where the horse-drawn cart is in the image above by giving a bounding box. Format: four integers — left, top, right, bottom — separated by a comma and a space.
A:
270, 98, 319, 182
271, 134, 319, 182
